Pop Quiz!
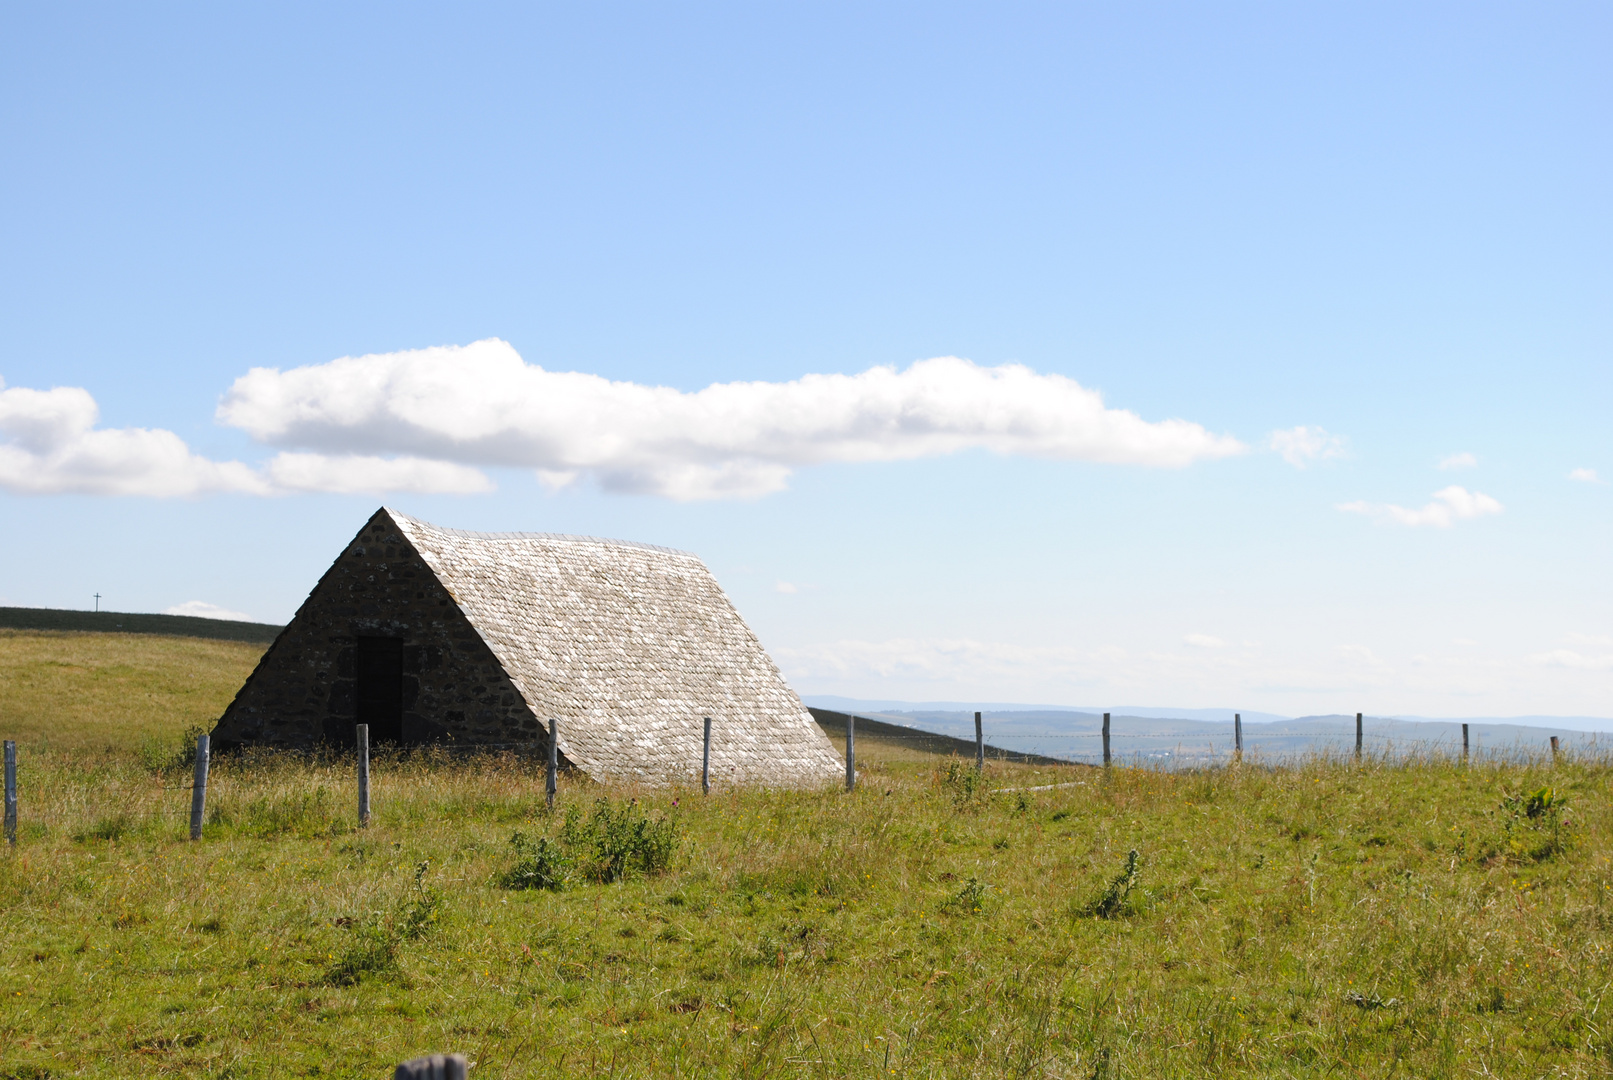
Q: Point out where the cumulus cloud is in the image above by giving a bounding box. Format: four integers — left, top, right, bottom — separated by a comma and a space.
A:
1528, 649, 1613, 671
1268, 426, 1348, 468
164, 600, 259, 622
1438, 452, 1478, 470
0, 376, 492, 497
775, 635, 1396, 699
217, 339, 1247, 501
1529, 634, 1613, 671
1337, 643, 1393, 671
1337, 486, 1503, 528
777, 637, 1107, 685
263, 452, 493, 495
1184, 633, 1227, 649
1569, 467, 1602, 484
0, 378, 269, 497
774, 581, 799, 594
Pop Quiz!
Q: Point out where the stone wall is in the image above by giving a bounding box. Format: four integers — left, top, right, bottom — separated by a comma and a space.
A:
210, 510, 547, 751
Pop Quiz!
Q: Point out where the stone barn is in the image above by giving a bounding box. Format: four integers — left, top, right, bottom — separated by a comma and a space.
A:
210, 508, 843, 787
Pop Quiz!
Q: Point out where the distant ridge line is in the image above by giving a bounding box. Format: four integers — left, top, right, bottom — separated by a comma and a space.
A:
0, 606, 283, 644
802, 696, 1613, 732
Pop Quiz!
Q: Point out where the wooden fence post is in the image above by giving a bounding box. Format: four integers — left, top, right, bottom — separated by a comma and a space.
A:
974, 711, 984, 772
1355, 713, 1363, 761
189, 734, 210, 841
357, 724, 370, 827
702, 716, 712, 795
1102, 712, 1111, 767
845, 713, 856, 792
1551, 735, 1560, 761
1462, 723, 1469, 762
1234, 713, 1243, 761
546, 717, 559, 809
4, 740, 15, 846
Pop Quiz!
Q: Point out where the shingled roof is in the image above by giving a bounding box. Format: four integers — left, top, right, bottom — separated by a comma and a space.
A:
211, 507, 842, 788
390, 511, 842, 786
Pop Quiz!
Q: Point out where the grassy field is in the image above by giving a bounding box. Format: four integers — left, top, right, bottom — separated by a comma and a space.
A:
0, 630, 265, 751
2, 632, 1612, 1078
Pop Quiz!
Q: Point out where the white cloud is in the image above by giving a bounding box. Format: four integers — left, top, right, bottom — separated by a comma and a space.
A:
0, 376, 491, 497
1569, 467, 1602, 484
0, 378, 270, 497
777, 635, 1396, 700
1528, 649, 1613, 671
218, 339, 1248, 501
1337, 643, 1393, 671
1533, 635, 1613, 670
777, 637, 1273, 694
1184, 633, 1227, 649
263, 452, 493, 495
778, 637, 1109, 685
1438, 452, 1478, 470
1337, 485, 1503, 528
164, 600, 259, 622
1268, 425, 1348, 468
774, 581, 799, 594
4, 345, 1248, 502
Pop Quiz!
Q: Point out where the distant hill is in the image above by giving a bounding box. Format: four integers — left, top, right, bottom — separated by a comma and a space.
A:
0, 606, 283, 644
806, 706, 1079, 767
803, 696, 1613, 766
805, 695, 1293, 724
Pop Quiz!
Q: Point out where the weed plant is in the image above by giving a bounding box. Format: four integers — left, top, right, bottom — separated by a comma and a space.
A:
1084, 848, 1143, 919
557, 798, 680, 883
499, 799, 679, 892
326, 862, 445, 986
498, 832, 572, 891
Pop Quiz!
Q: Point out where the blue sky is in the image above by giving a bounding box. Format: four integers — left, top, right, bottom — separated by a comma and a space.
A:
1, 3, 1608, 718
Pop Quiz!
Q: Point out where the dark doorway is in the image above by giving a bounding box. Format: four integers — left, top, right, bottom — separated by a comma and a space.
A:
356, 637, 404, 745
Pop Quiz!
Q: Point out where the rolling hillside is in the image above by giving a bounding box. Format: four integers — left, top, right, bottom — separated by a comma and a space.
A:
0, 629, 266, 750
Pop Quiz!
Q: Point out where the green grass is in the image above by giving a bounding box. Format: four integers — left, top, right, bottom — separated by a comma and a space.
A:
2, 631, 1612, 1076
3, 746, 1611, 1078
0, 630, 265, 751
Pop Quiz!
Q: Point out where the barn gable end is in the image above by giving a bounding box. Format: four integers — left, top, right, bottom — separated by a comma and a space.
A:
211, 508, 544, 752
211, 508, 842, 788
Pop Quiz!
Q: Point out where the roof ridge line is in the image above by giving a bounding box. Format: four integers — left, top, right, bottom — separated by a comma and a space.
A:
384, 508, 697, 558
